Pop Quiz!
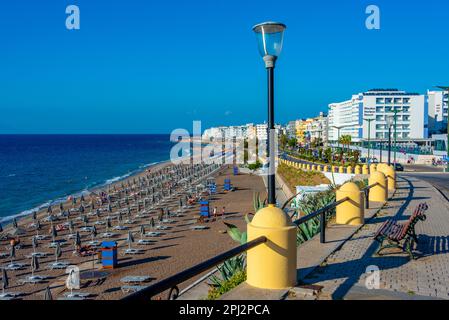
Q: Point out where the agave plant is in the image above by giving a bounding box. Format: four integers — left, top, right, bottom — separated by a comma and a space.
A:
295, 189, 336, 246
253, 192, 266, 213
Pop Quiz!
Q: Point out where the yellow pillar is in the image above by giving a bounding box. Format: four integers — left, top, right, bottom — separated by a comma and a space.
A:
323, 165, 328, 172
354, 165, 361, 175
336, 182, 364, 225
368, 171, 387, 203
247, 206, 297, 289
370, 163, 377, 174
362, 164, 369, 175
339, 166, 345, 173
332, 165, 336, 173
382, 165, 396, 191
347, 166, 353, 174
312, 164, 317, 171
307, 164, 311, 171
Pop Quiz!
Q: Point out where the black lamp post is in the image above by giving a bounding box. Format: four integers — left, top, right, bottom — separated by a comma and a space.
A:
253, 21, 286, 205
387, 115, 394, 165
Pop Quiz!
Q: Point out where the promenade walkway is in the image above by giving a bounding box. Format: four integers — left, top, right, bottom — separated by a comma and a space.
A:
295, 175, 449, 300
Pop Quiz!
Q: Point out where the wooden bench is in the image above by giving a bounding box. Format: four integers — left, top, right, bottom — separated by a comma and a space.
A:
374, 202, 428, 259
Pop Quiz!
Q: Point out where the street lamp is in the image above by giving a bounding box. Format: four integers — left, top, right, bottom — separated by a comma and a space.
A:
386, 115, 394, 165
253, 21, 286, 205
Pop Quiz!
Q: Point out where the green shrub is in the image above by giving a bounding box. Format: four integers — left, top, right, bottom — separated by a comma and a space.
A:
207, 271, 247, 300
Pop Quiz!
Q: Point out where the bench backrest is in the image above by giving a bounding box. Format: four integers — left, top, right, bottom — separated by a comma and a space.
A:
400, 202, 428, 238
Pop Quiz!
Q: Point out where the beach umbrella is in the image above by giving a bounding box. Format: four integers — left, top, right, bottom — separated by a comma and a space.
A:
127, 231, 134, 249
44, 286, 53, 300
75, 231, 81, 246
32, 211, 37, 221
140, 225, 145, 239
9, 245, 15, 263
55, 243, 62, 262
81, 194, 85, 203
106, 218, 112, 231
150, 217, 155, 229
50, 225, 58, 242
31, 255, 39, 276
47, 205, 52, 214
108, 204, 112, 213
91, 225, 97, 240
72, 196, 76, 206
79, 205, 85, 214
12, 218, 18, 229
59, 203, 64, 212
82, 215, 89, 226
68, 220, 74, 234
35, 220, 41, 236
32, 236, 38, 252
0, 223, 2, 233
2, 268, 9, 294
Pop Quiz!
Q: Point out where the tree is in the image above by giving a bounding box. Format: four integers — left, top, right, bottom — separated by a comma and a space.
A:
287, 137, 297, 148
279, 134, 288, 149
339, 135, 352, 154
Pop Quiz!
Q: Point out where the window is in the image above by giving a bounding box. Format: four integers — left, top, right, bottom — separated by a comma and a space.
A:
385, 98, 393, 104
394, 98, 402, 104
376, 124, 385, 130
385, 106, 392, 112
376, 115, 384, 121
403, 115, 410, 121
376, 98, 385, 104
403, 106, 410, 113
403, 98, 410, 104
376, 106, 383, 112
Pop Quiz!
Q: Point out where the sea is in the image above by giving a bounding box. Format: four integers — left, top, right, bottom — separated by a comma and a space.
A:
0, 134, 175, 223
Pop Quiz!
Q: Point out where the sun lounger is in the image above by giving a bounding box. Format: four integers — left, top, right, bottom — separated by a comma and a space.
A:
144, 231, 162, 237
94, 220, 106, 225
63, 292, 91, 299
120, 275, 151, 283
113, 226, 129, 231
47, 261, 69, 270
25, 252, 51, 258
156, 225, 169, 230
123, 248, 144, 255
48, 240, 68, 248
190, 225, 208, 230
79, 226, 94, 232
0, 252, 9, 259
34, 234, 49, 241
137, 239, 153, 245
4, 263, 26, 271
18, 275, 48, 284
0, 292, 22, 300
100, 232, 119, 238
121, 285, 149, 293
87, 240, 101, 246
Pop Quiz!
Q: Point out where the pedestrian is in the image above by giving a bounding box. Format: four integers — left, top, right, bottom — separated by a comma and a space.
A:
213, 207, 217, 218
221, 206, 225, 219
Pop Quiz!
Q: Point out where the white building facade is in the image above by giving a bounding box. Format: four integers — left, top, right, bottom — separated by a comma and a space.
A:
328, 89, 427, 142
427, 90, 448, 134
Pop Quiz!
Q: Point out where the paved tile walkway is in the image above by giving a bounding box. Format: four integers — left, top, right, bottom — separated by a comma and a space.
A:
300, 175, 449, 300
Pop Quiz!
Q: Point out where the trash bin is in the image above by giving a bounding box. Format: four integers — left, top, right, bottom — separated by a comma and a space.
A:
101, 241, 118, 269
200, 200, 210, 218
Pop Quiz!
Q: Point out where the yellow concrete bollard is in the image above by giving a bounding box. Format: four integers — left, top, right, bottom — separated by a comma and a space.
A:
339, 166, 345, 173
323, 165, 328, 172
347, 166, 353, 174
312, 164, 317, 171
370, 163, 377, 174
362, 164, 369, 175
336, 182, 364, 225
354, 165, 361, 175
306, 164, 311, 171
368, 171, 388, 203
247, 205, 297, 289
383, 165, 396, 191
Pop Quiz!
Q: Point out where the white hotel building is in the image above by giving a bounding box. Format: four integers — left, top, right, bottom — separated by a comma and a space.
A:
328, 89, 427, 142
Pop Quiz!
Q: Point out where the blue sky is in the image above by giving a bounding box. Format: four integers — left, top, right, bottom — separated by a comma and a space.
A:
0, 0, 448, 134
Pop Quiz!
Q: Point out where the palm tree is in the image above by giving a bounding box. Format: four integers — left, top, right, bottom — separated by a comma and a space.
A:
338, 135, 352, 155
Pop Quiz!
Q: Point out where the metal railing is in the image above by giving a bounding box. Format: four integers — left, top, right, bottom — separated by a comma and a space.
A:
361, 182, 379, 209
292, 197, 349, 244
122, 236, 267, 301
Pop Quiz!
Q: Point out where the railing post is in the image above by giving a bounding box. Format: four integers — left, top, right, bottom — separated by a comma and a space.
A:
320, 210, 326, 243
365, 188, 370, 209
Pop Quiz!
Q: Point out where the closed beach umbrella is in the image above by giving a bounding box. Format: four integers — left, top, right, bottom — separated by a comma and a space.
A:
35, 220, 41, 236
79, 205, 85, 214
68, 220, 74, 234
47, 205, 52, 214
140, 225, 145, 238
106, 218, 112, 230
31, 255, 39, 276
127, 231, 134, 249
80, 194, 85, 203
2, 268, 9, 293
59, 203, 64, 212
75, 231, 81, 247
32, 236, 38, 251
51, 225, 57, 241
32, 211, 37, 221
55, 243, 62, 262
82, 215, 88, 226
44, 286, 53, 300
150, 217, 155, 229
0, 223, 2, 233
9, 245, 15, 263
12, 218, 18, 229
91, 225, 97, 239
108, 203, 112, 213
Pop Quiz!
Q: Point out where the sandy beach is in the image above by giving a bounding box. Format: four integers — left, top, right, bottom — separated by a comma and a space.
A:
0, 160, 266, 300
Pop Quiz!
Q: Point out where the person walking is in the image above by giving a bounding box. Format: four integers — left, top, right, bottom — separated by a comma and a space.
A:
221, 206, 226, 219
212, 207, 217, 219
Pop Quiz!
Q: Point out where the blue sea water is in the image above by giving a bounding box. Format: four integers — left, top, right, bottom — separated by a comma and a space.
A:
0, 134, 174, 222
